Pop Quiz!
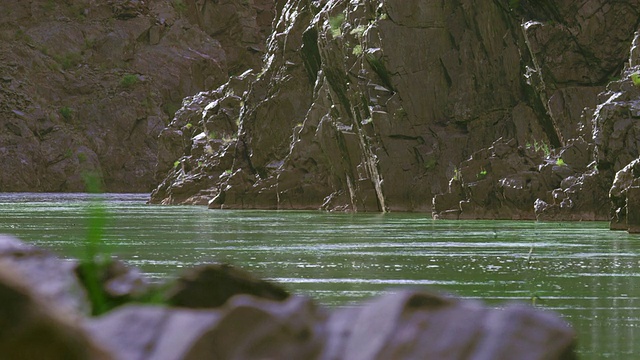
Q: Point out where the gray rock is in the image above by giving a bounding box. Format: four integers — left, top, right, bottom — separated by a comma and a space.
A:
320, 290, 576, 360
0, 261, 111, 359
85, 305, 220, 360
86, 295, 324, 360
0, 235, 91, 316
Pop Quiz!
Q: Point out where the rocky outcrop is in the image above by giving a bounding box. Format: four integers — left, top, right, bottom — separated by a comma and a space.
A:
536, 60, 640, 222
433, 138, 547, 220
151, 0, 640, 218
610, 158, 640, 231
435, 1, 640, 220
0, 0, 272, 192
627, 186, 640, 233
0, 236, 577, 359
150, 72, 252, 205
431, 137, 597, 220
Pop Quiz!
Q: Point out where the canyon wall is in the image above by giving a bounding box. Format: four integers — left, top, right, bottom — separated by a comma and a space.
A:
3, 0, 640, 217
0, 0, 273, 192
151, 0, 640, 217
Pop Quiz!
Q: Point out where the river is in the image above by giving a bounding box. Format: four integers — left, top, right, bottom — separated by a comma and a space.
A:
0, 193, 638, 358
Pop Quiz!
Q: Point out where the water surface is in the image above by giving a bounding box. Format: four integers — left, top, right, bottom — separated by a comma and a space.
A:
0, 193, 638, 358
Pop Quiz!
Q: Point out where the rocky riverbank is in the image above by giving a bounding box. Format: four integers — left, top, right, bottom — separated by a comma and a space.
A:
148, 0, 640, 229
0, 234, 577, 359
4, 0, 640, 227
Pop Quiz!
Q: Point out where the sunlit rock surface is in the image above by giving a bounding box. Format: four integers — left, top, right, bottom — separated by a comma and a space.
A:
151, 0, 640, 219
610, 158, 640, 232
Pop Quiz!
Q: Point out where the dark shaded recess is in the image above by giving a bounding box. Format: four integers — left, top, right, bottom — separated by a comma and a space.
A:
301, 26, 322, 84
324, 65, 352, 115
365, 54, 395, 93
165, 263, 290, 309
518, 0, 564, 23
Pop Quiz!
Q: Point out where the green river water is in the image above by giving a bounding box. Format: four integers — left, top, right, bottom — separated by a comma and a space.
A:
0, 193, 638, 358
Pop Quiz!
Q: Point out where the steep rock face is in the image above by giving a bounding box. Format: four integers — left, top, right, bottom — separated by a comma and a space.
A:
0, 0, 272, 192
610, 158, 640, 231
152, 0, 640, 215
536, 52, 640, 221
521, 0, 639, 144
152, 0, 553, 210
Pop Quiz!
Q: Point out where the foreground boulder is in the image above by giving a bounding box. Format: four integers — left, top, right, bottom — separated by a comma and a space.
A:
87, 290, 577, 360
0, 234, 90, 315
86, 295, 324, 360
322, 290, 576, 360
0, 236, 578, 359
0, 262, 110, 359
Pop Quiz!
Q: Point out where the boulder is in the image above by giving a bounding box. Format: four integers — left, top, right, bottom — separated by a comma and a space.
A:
165, 263, 290, 308
0, 234, 91, 316
321, 290, 576, 360
0, 261, 111, 359
86, 295, 323, 360
0, 237, 579, 359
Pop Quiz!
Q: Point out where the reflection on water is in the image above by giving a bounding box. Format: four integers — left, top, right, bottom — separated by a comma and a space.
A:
0, 193, 638, 359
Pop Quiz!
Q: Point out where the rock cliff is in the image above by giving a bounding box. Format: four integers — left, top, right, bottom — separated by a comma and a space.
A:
0, 0, 273, 192
4, 0, 640, 217
150, 0, 640, 219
